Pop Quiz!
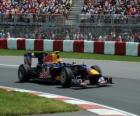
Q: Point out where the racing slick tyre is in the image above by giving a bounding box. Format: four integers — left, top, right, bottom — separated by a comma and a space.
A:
18, 64, 30, 82
61, 67, 73, 88
90, 65, 102, 74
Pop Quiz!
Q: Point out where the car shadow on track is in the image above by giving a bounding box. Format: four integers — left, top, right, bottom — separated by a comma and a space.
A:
15, 80, 112, 90
56, 85, 112, 90
15, 79, 59, 86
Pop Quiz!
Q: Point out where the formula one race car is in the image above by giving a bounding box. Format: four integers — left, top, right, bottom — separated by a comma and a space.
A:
18, 51, 113, 88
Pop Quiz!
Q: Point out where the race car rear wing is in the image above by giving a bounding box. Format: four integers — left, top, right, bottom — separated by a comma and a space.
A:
24, 51, 60, 66
24, 52, 47, 66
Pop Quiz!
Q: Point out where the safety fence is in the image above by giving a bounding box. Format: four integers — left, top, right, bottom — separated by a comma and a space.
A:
80, 14, 140, 26
0, 38, 140, 56
0, 13, 139, 25
0, 13, 140, 40
0, 25, 140, 42
0, 14, 65, 26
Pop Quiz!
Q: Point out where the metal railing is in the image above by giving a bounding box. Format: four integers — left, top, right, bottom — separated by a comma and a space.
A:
80, 14, 140, 26
0, 25, 140, 42
0, 13, 65, 26
0, 13, 140, 26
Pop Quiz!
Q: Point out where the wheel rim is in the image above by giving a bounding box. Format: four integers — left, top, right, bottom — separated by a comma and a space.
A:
61, 71, 66, 84
18, 70, 23, 81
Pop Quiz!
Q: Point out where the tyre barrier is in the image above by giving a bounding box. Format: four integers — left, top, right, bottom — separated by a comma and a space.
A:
0, 38, 140, 56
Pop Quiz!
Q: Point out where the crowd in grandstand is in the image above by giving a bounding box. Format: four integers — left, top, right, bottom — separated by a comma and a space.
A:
0, 0, 72, 22
0, 0, 139, 23
82, 0, 140, 15
0, 0, 72, 14
81, 0, 140, 23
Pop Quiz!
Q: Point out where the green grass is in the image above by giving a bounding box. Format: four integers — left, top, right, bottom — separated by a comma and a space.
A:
0, 49, 140, 62
60, 52, 140, 62
0, 89, 80, 116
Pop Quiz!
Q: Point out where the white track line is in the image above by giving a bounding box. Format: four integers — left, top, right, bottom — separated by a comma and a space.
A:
0, 64, 18, 67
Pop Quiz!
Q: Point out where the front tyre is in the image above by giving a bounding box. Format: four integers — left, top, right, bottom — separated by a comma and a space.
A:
18, 64, 30, 82
61, 67, 73, 88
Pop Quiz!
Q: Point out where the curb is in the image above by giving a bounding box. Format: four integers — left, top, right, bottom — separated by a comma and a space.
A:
0, 86, 138, 116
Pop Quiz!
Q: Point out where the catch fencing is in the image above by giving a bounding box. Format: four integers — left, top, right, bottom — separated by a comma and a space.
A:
0, 13, 140, 41
80, 14, 140, 26
0, 13, 65, 26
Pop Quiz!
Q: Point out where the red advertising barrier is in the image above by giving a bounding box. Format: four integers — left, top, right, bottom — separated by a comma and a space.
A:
73, 40, 84, 53
34, 39, 43, 51
0, 39, 7, 49
53, 40, 63, 51
138, 43, 140, 56
17, 39, 25, 50
115, 42, 126, 55
94, 41, 104, 54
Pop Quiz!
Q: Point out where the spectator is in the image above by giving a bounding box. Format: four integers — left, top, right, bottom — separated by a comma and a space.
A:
81, 0, 140, 23
0, 0, 72, 18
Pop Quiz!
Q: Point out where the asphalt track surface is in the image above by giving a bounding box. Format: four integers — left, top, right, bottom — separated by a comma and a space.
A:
0, 56, 140, 115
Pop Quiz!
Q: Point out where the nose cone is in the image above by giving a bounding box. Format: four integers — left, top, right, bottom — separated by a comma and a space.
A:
88, 69, 100, 75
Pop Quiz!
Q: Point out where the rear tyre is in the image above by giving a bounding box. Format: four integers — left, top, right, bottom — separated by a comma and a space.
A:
18, 64, 30, 82
61, 67, 73, 88
90, 65, 102, 74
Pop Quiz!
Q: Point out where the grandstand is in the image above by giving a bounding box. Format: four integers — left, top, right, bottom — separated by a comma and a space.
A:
0, 0, 140, 42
